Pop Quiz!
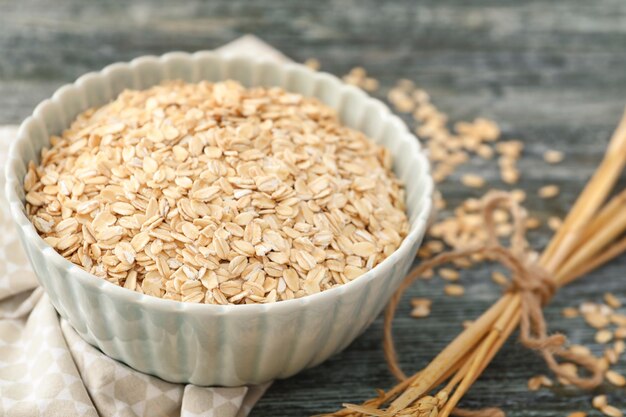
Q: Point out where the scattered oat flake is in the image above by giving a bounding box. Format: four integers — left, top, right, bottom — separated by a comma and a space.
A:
461, 174, 485, 188
606, 370, 626, 387
569, 344, 592, 356
547, 216, 562, 231
426, 240, 444, 254
556, 362, 578, 386
304, 58, 320, 71
444, 284, 465, 297
593, 395, 608, 409
363, 78, 379, 92
525, 217, 541, 229
410, 298, 432, 308
579, 302, 596, 314
562, 307, 579, 318
511, 189, 526, 203
544, 149, 564, 164
596, 329, 614, 344
613, 314, 626, 326
585, 311, 610, 329
605, 348, 618, 364
527, 376, 542, 391
491, 271, 508, 286
604, 292, 622, 309
527, 374, 552, 391
410, 304, 431, 319
501, 167, 520, 184
601, 405, 623, 417
439, 268, 459, 281
538, 185, 560, 199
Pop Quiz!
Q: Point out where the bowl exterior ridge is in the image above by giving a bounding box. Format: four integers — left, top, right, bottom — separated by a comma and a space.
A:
5, 51, 433, 385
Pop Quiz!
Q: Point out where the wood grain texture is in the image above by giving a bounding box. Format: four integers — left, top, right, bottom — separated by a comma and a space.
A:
1, 0, 625, 415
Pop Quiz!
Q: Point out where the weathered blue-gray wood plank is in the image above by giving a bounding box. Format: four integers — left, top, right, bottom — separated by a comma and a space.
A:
1, 1, 625, 415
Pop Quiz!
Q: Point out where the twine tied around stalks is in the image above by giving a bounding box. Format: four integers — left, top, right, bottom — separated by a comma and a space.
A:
383, 191, 604, 393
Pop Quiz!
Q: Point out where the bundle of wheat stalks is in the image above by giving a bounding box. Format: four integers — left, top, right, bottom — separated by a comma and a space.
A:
319, 109, 626, 417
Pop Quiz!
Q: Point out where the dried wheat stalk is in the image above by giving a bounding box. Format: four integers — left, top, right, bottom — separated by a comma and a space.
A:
319, 108, 626, 417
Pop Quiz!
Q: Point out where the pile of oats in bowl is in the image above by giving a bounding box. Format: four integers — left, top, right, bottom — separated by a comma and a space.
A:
24, 80, 409, 305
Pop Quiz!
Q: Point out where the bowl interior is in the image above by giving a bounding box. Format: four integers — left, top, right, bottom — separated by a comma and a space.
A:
6, 52, 433, 311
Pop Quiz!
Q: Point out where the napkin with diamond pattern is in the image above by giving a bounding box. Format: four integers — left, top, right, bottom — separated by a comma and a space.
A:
0, 34, 283, 417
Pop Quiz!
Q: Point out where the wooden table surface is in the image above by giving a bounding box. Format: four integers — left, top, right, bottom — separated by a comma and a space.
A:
1, 1, 625, 416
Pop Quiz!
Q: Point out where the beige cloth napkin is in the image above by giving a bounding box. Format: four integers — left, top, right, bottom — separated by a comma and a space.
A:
0, 35, 286, 417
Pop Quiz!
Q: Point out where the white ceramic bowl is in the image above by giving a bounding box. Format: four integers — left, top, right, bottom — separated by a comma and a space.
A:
5, 52, 433, 386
